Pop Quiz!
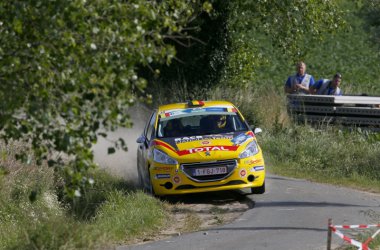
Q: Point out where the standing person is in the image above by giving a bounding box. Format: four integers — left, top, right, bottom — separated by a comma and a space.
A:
311, 73, 343, 96
285, 61, 315, 94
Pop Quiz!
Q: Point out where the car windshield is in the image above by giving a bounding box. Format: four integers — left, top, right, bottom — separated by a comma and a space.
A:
157, 111, 248, 138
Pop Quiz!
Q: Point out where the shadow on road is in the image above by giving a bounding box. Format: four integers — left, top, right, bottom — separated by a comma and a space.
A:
210, 226, 326, 232
254, 201, 377, 208
161, 189, 256, 209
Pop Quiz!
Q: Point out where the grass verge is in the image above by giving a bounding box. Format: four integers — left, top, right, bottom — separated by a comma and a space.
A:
259, 125, 380, 193
0, 142, 167, 249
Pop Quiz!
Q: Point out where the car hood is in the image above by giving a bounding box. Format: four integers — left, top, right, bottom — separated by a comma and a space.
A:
152, 131, 255, 161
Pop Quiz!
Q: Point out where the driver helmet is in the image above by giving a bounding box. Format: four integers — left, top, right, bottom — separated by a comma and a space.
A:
216, 115, 227, 128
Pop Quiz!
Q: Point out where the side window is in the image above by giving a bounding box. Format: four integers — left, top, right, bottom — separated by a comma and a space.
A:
232, 114, 248, 131
145, 111, 157, 141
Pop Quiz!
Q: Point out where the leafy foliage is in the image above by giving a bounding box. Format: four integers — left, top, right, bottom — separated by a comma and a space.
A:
220, 0, 345, 87
147, 0, 230, 102
148, 0, 345, 101
360, 0, 380, 44
223, 0, 380, 94
0, 0, 209, 197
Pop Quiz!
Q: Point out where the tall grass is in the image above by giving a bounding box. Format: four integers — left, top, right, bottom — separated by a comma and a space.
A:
0, 141, 167, 250
205, 84, 289, 130
260, 126, 380, 191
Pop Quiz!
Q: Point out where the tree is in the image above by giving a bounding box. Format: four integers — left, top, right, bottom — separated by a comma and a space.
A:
360, 0, 380, 44
144, 0, 345, 95
221, 0, 345, 87
146, 0, 230, 102
0, 0, 209, 197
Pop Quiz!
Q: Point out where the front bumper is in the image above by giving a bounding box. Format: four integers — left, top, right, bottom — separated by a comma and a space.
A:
150, 155, 265, 196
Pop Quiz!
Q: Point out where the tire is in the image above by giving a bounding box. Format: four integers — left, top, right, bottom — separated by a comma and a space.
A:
137, 164, 145, 190
251, 181, 265, 194
146, 170, 156, 196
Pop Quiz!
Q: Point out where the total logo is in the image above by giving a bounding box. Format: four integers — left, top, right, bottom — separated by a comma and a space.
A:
188, 146, 229, 154
178, 145, 238, 156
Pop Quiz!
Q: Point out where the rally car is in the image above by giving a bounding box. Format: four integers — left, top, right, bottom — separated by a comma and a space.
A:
136, 100, 266, 196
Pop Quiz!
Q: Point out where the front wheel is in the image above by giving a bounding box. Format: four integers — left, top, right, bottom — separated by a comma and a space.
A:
137, 166, 144, 189
251, 181, 265, 194
146, 170, 156, 196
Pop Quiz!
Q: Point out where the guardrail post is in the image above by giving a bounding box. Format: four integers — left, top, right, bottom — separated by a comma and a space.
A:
327, 218, 332, 250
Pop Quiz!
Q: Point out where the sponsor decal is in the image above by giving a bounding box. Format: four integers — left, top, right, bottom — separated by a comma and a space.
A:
205, 151, 211, 156
231, 133, 253, 145
173, 175, 181, 184
175, 134, 233, 144
177, 145, 239, 156
175, 136, 203, 144
155, 174, 171, 179
152, 140, 177, 152
153, 140, 239, 156
153, 166, 172, 172
240, 169, 247, 177
201, 141, 210, 145
203, 134, 234, 140
244, 159, 263, 165
251, 166, 265, 172
247, 131, 255, 137
160, 106, 236, 119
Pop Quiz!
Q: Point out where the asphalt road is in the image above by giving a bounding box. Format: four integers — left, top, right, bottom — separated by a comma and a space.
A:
92, 104, 380, 250
120, 175, 380, 250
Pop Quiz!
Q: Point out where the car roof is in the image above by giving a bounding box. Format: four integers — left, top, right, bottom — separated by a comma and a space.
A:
158, 100, 235, 113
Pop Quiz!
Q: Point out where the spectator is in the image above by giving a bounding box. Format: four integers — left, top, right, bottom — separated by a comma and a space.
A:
311, 73, 343, 96
285, 61, 315, 94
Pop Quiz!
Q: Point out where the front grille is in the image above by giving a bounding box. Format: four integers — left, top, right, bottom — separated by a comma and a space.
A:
181, 160, 237, 182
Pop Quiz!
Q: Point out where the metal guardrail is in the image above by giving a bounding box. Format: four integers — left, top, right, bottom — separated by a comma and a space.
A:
289, 95, 380, 105
287, 94, 380, 129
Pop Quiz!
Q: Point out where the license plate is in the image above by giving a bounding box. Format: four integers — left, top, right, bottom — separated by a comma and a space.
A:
193, 166, 227, 176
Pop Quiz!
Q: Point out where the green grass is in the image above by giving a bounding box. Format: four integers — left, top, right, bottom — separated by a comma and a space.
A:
250, 1, 380, 95
0, 170, 166, 249
0, 142, 167, 249
260, 125, 380, 193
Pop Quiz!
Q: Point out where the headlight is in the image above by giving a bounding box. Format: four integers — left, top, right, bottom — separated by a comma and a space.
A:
239, 140, 259, 159
153, 149, 178, 165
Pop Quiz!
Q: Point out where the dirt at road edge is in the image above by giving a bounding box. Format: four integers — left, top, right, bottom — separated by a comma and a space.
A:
128, 190, 255, 246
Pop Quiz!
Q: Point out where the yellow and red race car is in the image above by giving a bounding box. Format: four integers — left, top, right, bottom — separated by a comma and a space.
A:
136, 100, 265, 196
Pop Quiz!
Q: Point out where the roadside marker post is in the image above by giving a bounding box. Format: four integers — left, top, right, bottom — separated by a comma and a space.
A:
327, 218, 332, 250
327, 218, 380, 250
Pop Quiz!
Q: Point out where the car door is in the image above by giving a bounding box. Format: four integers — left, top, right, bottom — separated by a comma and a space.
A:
136, 110, 157, 188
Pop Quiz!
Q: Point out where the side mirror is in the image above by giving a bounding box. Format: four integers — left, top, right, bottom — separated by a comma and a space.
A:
254, 128, 263, 134
136, 135, 146, 144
